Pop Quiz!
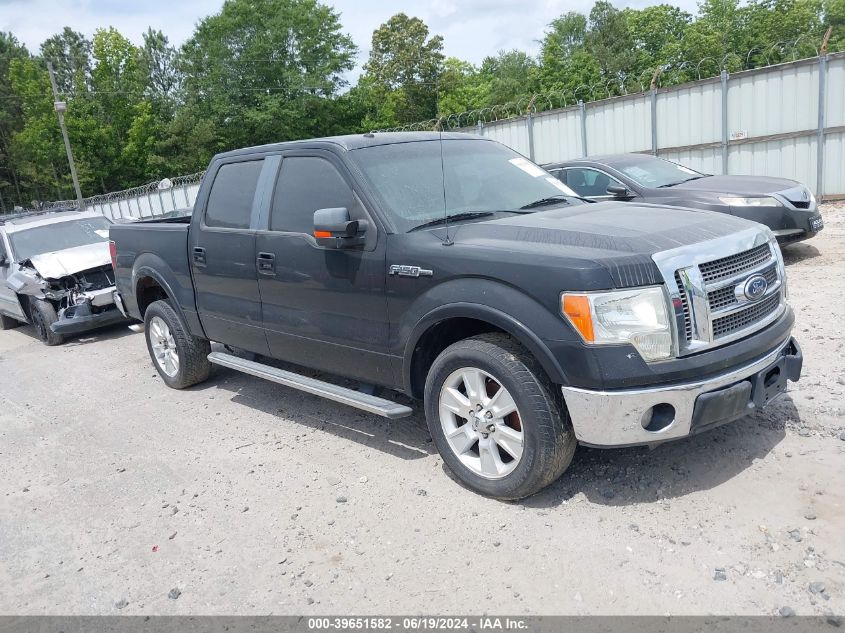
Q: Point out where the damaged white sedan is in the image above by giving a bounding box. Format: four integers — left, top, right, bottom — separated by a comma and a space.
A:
0, 208, 127, 345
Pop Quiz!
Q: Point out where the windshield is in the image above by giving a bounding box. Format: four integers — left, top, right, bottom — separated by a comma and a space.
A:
617, 156, 706, 188
10, 216, 111, 262
350, 139, 581, 232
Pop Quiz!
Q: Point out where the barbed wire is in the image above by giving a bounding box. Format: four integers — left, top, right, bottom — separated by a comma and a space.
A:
378, 34, 835, 132
38, 171, 205, 212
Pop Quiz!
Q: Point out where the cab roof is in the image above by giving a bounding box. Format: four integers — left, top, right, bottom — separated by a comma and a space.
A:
213, 131, 487, 161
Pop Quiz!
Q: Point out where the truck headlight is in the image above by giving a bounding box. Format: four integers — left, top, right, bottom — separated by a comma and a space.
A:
718, 196, 783, 207
562, 287, 673, 362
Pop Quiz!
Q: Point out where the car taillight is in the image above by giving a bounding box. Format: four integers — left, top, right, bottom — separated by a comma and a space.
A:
109, 240, 118, 271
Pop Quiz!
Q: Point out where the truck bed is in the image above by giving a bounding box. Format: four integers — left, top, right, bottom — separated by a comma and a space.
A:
110, 220, 196, 323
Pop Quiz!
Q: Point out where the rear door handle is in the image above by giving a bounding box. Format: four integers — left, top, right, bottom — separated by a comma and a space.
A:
192, 247, 206, 266
257, 252, 276, 275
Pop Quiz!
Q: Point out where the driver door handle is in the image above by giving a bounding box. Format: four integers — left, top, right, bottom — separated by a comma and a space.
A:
257, 252, 276, 275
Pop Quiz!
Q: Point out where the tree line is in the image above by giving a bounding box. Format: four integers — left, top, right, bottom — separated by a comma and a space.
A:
0, 0, 841, 209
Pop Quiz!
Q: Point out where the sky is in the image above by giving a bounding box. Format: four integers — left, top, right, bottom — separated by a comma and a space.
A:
1, 0, 702, 78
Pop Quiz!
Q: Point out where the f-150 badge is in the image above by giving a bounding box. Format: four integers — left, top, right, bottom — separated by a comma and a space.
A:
389, 265, 433, 278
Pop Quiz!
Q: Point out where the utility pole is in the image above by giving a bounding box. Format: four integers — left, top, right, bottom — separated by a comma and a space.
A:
46, 61, 83, 207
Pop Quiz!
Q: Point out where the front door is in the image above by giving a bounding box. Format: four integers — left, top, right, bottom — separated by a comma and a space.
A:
255, 151, 392, 386
190, 157, 270, 355
0, 234, 27, 321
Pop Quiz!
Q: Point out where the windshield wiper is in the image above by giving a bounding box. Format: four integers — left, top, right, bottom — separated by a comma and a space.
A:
409, 212, 495, 232
657, 175, 708, 188
519, 195, 572, 209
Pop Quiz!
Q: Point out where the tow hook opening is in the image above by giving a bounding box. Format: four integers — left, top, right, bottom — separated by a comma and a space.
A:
641, 403, 676, 432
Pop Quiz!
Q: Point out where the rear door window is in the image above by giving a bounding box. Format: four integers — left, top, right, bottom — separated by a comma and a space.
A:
205, 160, 264, 229
270, 157, 355, 234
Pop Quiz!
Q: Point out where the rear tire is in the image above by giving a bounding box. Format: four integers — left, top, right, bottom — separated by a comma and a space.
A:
0, 313, 21, 330
424, 333, 577, 500
144, 300, 211, 389
29, 299, 64, 346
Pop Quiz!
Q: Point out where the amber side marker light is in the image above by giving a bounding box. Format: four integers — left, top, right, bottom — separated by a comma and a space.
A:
313, 230, 332, 238
562, 294, 595, 342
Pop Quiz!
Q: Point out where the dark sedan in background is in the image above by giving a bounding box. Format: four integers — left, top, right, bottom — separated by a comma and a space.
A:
544, 154, 824, 245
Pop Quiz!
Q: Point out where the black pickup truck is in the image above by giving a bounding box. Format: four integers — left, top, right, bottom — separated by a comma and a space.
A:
110, 132, 802, 499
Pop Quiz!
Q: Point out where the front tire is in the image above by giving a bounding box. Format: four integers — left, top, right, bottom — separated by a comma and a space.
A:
424, 333, 577, 500
29, 299, 64, 346
144, 300, 211, 389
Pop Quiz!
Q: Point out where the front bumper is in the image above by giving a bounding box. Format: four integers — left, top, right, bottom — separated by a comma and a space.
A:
562, 337, 802, 447
51, 303, 128, 335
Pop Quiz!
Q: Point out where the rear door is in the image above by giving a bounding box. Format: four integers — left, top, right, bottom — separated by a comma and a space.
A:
255, 150, 392, 385
190, 157, 271, 355
0, 233, 27, 320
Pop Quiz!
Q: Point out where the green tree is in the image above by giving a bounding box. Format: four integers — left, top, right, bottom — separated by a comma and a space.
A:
586, 1, 637, 86
0, 32, 30, 208
362, 13, 444, 125
141, 28, 180, 110
539, 13, 601, 97
479, 50, 539, 106
39, 27, 91, 96
179, 0, 356, 152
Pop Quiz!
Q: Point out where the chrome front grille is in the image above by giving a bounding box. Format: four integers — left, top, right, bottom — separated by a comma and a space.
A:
706, 264, 778, 312
699, 243, 771, 285
674, 270, 693, 342
661, 234, 787, 356
712, 293, 780, 338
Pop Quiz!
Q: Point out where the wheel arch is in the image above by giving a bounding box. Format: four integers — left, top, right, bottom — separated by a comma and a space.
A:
403, 303, 568, 399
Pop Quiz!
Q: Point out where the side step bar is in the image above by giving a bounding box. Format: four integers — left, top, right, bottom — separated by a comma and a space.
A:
207, 352, 413, 419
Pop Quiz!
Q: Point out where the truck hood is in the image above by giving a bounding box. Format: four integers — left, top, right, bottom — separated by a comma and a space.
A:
450, 201, 762, 288
668, 174, 798, 196
27, 242, 112, 279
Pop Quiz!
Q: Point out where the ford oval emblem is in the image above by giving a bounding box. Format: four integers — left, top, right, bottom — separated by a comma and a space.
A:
743, 274, 768, 301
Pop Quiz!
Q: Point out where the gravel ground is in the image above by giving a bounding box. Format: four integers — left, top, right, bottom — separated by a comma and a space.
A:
1, 203, 843, 616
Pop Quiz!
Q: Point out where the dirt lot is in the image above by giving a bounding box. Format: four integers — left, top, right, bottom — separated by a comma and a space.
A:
1, 204, 844, 616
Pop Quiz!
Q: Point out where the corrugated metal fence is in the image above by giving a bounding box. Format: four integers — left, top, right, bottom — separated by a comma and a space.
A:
475, 52, 844, 198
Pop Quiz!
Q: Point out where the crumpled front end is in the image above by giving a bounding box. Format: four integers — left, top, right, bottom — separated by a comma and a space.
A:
7, 256, 127, 335
46, 265, 127, 334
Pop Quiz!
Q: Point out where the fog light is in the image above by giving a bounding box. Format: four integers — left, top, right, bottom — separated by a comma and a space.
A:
641, 403, 675, 432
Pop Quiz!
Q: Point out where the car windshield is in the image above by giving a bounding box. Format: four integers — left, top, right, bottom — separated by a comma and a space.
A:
349, 138, 581, 232
616, 156, 707, 188
10, 216, 111, 262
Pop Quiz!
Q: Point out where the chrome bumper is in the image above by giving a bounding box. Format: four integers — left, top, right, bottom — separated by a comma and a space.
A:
561, 337, 802, 447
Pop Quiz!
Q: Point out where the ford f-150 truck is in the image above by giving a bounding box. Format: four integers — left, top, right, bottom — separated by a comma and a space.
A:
110, 132, 802, 499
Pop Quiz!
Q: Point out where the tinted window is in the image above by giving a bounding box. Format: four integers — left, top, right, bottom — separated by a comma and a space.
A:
9, 216, 111, 262
205, 160, 263, 229
561, 168, 622, 197
270, 157, 354, 233
349, 139, 581, 233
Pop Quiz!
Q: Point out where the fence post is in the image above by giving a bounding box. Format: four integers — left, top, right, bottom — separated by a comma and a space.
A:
578, 100, 588, 157
721, 70, 729, 175
816, 53, 828, 198
650, 88, 658, 155
476, 120, 483, 136
527, 113, 536, 162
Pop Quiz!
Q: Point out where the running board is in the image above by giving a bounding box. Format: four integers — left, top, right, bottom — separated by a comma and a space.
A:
207, 352, 413, 419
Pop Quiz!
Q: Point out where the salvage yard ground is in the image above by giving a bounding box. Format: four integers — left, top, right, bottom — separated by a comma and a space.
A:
1, 203, 844, 616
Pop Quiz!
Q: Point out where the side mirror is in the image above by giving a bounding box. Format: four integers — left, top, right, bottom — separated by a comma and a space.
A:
313, 207, 368, 249
607, 185, 633, 198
